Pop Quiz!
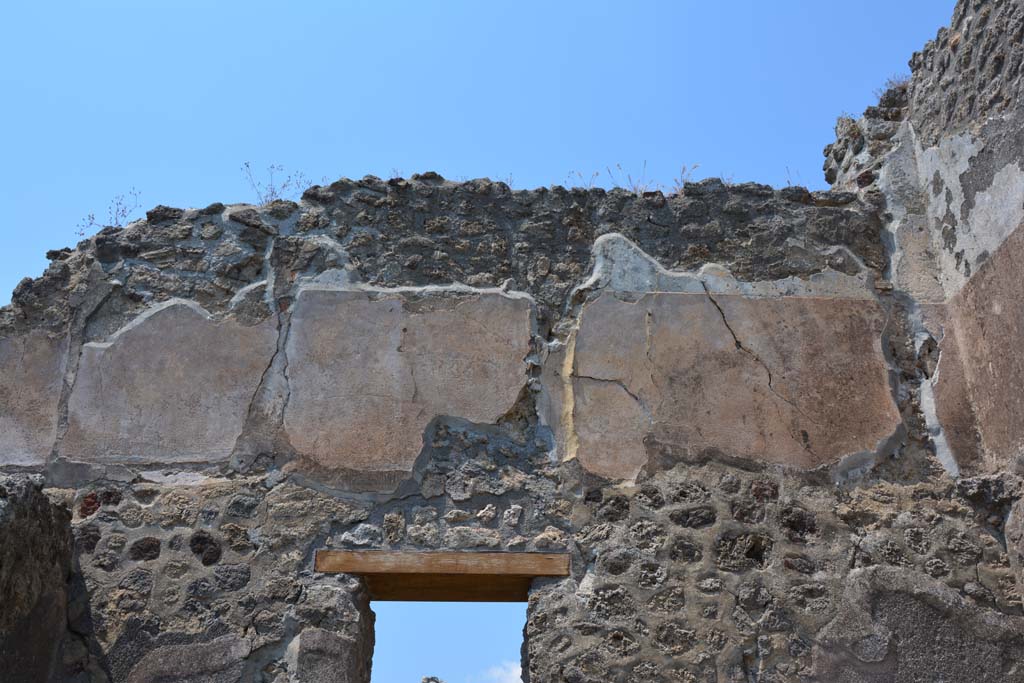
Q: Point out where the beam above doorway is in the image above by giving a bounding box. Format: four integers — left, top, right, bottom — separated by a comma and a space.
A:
314, 551, 570, 602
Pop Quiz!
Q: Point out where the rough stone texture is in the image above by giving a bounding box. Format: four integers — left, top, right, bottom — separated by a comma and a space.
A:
527, 465, 1024, 682
815, 567, 1024, 682
284, 288, 532, 489
123, 635, 250, 683
1007, 499, 1024, 594
0, 475, 73, 682
57, 477, 375, 683
907, 0, 1024, 148
287, 627, 374, 683
2, 1, 1024, 680
0, 331, 65, 466
0, 174, 883, 351
59, 301, 279, 465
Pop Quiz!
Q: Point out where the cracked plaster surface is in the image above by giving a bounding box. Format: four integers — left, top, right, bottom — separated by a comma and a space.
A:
546, 235, 901, 480
282, 286, 533, 488
59, 301, 279, 464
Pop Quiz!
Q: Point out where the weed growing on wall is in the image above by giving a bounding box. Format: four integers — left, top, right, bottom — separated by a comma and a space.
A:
567, 162, 700, 195
76, 188, 141, 236
241, 162, 319, 205
874, 73, 911, 99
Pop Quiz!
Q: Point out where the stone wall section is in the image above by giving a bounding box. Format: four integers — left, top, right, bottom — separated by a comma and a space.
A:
0, 173, 892, 488
1, 0, 1024, 680
0, 475, 74, 681
822, 0, 1024, 475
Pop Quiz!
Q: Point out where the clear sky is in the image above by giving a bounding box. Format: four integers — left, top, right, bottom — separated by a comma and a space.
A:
372, 602, 526, 683
0, 1, 954, 306
1, 2, 954, 681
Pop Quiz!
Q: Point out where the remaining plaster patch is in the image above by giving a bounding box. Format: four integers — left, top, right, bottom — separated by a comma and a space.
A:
572, 376, 649, 479
916, 132, 1024, 298
964, 163, 1024, 271
568, 291, 899, 478
283, 287, 532, 482
939, 223, 1024, 471
60, 301, 278, 464
553, 234, 900, 480
877, 122, 946, 303
0, 331, 65, 467
580, 233, 876, 300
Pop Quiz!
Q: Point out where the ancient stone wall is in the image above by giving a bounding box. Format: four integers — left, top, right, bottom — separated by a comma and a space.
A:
825, 0, 1024, 476
2, 1, 1024, 681
0, 475, 73, 681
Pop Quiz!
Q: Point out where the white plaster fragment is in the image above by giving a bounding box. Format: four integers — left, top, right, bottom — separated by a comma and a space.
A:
579, 233, 875, 299
913, 132, 1024, 298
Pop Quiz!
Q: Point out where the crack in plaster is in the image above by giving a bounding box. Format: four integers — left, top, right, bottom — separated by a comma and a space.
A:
574, 373, 654, 424
698, 281, 822, 458
555, 232, 892, 471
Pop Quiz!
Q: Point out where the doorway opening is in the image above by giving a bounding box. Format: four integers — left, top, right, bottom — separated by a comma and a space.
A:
371, 601, 526, 683
315, 550, 570, 683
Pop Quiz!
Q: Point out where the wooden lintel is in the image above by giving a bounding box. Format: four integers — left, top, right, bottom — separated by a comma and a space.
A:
314, 551, 570, 602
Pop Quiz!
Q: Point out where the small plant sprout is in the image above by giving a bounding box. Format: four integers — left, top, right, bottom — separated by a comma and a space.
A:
669, 164, 700, 195
566, 170, 601, 190
567, 163, 702, 195
241, 162, 314, 205
605, 161, 656, 195
874, 73, 911, 99
76, 188, 142, 237
784, 166, 804, 188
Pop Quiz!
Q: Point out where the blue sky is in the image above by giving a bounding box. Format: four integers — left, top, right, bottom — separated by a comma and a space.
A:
1, 2, 954, 680
372, 602, 526, 683
0, 1, 953, 306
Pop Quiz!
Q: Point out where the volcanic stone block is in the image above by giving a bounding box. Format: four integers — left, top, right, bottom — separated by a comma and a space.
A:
814, 567, 1024, 681
0, 475, 72, 682
61, 301, 278, 463
284, 288, 531, 484
288, 627, 372, 683
1007, 500, 1024, 599
567, 290, 900, 479
124, 635, 250, 683
0, 331, 65, 467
